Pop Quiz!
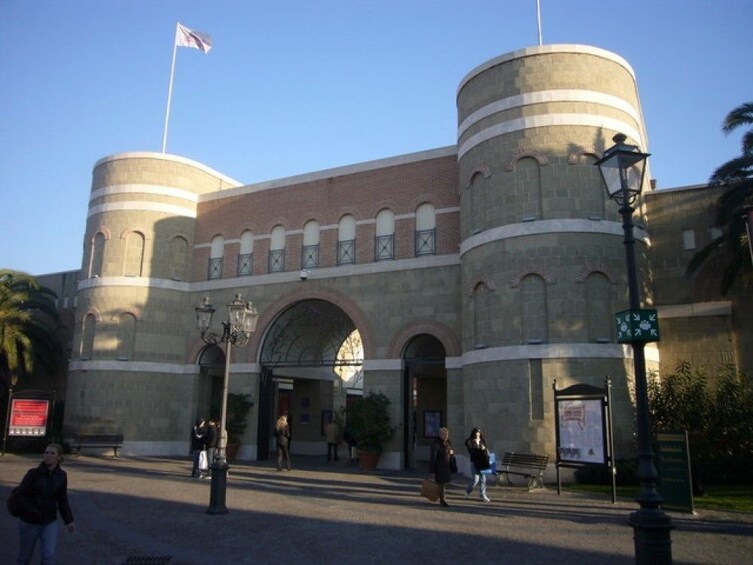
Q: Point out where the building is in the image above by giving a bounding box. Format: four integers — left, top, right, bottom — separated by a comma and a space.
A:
34, 44, 749, 468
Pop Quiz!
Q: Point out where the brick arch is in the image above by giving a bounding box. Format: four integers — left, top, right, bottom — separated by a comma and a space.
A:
169, 231, 191, 243
263, 218, 290, 234
409, 195, 440, 212
337, 208, 362, 222
461, 164, 492, 190
505, 151, 549, 172
509, 267, 556, 288
119, 226, 150, 241
574, 265, 620, 285
81, 307, 103, 323
369, 201, 400, 219
467, 276, 497, 297
240, 286, 375, 363
567, 149, 601, 165
110, 308, 142, 321
387, 319, 461, 359
90, 226, 112, 240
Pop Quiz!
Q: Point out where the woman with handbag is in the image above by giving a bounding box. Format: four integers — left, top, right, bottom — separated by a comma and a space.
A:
429, 427, 455, 507
464, 427, 491, 502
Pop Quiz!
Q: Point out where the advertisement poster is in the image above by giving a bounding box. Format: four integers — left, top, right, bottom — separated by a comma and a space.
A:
556, 398, 605, 464
9, 398, 50, 437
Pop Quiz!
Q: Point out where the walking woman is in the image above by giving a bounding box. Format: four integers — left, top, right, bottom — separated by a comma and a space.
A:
15, 443, 75, 564
429, 427, 455, 507
275, 414, 292, 471
464, 427, 491, 502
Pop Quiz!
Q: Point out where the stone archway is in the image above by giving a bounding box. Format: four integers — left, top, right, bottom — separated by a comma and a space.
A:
402, 334, 447, 470
257, 299, 363, 459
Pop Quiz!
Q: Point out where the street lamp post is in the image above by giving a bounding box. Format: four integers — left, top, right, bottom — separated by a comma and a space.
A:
2, 374, 19, 456
596, 133, 673, 564
195, 294, 259, 515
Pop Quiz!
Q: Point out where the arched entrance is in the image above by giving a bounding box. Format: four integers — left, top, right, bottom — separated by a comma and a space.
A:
257, 299, 363, 459
196, 344, 225, 423
402, 334, 447, 470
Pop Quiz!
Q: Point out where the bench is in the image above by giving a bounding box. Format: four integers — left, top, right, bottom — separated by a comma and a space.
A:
73, 434, 124, 457
497, 452, 549, 491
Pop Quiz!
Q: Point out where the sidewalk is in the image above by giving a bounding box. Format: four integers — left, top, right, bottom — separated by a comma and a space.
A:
2, 453, 752, 564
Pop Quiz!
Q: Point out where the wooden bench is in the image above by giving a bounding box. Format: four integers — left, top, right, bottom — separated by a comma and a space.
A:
73, 434, 124, 457
497, 452, 549, 491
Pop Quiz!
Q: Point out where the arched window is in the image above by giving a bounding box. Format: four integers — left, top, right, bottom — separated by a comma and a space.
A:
168, 236, 189, 281
375, 209, 395, 261
208, 235, 224, 279
302, 220, 320, 269
81, 313, 96, 359
580, 154, 607, 219
514, 157, 543, 220
337, 215, 356, 265
116, 312, 137, 360
521, 274, 548, 343
123, 231, 145, 277
238, 230, 254, 276
586, 272, 612, 342
90, 232, 105, 278
269, 225, 286, 272
415, 203, 436, 256
470, 171, 488, 234
473, 282, 491, 348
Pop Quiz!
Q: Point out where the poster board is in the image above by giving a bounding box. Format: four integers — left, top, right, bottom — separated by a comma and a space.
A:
9, 398, 50, 437
656, 430, 695, 513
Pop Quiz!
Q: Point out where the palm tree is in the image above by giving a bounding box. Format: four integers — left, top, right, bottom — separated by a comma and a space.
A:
687, 102, 753, 293
0, 269, 64, 385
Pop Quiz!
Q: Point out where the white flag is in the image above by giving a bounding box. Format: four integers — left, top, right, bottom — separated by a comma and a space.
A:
175, 23, 212, 53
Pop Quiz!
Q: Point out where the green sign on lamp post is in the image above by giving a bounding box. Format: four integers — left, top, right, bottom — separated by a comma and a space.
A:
615, 309, 660, 343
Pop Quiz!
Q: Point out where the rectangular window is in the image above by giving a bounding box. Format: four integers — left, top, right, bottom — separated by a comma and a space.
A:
682, 229, 696, 250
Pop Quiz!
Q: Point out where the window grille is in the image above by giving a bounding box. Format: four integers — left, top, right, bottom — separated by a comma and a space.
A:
237, 252, 253, 276
375, 234, 394, 261
337, 239, 355, 265
302, 244, 319, 270
268, 249, 285, 273
208, 257, 223, 280
415, 228, 436, 256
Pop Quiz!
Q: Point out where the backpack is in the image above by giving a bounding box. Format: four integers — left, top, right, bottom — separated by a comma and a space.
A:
6, 486, 22, 518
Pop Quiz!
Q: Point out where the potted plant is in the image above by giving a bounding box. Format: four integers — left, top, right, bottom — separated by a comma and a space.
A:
346, 391, 396, 470
225, 392, 253, 460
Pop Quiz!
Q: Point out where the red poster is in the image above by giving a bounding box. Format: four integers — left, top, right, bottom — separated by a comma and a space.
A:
9, 398, 50, 436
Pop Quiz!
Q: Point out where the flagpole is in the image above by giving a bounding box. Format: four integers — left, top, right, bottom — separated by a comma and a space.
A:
536, 0, 543, 45
162, 23, 179, 154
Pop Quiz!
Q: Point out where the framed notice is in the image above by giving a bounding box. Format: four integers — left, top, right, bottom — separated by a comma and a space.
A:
556, 398, 606, 464
423, 411, 441, 438
9, 398, 50, 437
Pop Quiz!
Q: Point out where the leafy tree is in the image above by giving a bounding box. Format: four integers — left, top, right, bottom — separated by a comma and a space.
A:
0, 269, 63, 385
687, 102, 753, 294
648, 361, 753, 483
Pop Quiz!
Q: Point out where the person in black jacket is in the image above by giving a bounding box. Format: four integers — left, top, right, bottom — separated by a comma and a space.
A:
429, 427, 455, 507
190, 418, 206, 478
16, 443, 75, 564
464, 427, 491, 502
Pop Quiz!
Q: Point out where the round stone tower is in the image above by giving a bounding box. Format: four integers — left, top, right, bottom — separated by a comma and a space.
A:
456, 45, 653, 455
65, 152, 240, 455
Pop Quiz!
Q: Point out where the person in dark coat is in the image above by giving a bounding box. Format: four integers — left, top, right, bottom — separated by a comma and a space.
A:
429, 426, 455, 507
204, 418, 218, 478
190, 418, 206, 478
464, 427, 491, 502
15, 443, 75, 564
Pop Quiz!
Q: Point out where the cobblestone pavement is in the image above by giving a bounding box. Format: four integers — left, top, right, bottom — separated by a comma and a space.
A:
2, 453, 752, 564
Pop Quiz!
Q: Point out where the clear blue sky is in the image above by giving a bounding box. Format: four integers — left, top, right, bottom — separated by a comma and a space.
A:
2, 1, 751, 275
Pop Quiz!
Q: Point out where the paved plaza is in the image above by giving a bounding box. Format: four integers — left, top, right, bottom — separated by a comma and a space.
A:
1, 453, 752, 564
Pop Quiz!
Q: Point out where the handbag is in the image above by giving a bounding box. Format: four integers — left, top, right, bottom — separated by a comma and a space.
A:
449, 454, 458, 474
477, 450, 491, 471
198, 449, 209, 471
420, 478, 440, 502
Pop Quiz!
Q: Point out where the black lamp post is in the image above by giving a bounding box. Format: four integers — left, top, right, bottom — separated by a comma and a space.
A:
195, 293, 259, 515
596, 133, 673, 564
743, 204, 753, 267
2, 374, 18, 456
